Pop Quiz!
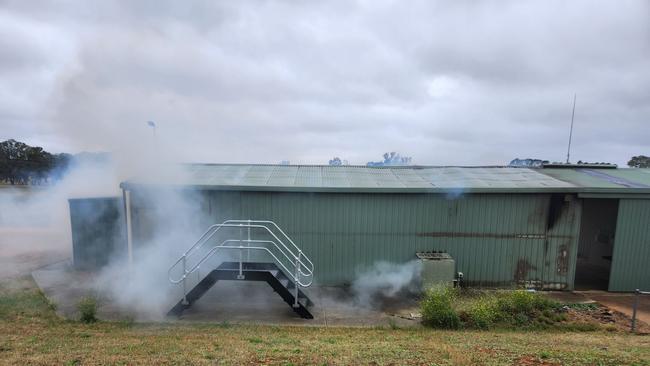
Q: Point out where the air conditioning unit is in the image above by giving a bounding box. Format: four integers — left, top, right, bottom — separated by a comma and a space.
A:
416, 251, 456, 290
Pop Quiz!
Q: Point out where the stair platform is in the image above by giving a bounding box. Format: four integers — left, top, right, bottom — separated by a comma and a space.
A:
168, 262, 314, 319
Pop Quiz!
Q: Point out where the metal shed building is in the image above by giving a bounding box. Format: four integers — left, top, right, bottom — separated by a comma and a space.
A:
119, 164, 650, 292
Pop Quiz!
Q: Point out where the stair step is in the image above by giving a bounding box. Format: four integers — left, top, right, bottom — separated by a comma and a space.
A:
168, 261, 314, 319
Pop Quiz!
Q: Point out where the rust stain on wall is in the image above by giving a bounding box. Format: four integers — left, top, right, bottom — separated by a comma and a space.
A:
416, 232, 572, 239
528, 200, 547, 226
514, 259, 537, 284
556, 243, 570, 275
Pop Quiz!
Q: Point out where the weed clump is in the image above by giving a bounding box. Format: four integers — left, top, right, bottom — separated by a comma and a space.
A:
420, 285, 460, 329
77, 296, 98, 324
463, 295, 499, 329
421, 287, 567, 330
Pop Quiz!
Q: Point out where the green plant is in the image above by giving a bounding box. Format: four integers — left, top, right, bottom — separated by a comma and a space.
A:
387, 318, 400, 330
513, 312, 529, 325
420, 285, 460, 329
563, 302, 599, 311
77, 296, 98, 324
464, 296, 499, 329
496, 290, 555, 315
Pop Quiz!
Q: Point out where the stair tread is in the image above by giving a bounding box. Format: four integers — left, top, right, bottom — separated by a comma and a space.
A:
168, 262, 314, 319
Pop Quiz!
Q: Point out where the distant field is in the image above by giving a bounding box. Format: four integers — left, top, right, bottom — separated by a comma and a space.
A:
1, 277, 649, 365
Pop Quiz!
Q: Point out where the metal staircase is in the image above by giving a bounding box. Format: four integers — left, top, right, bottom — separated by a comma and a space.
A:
167, 220, 315, 319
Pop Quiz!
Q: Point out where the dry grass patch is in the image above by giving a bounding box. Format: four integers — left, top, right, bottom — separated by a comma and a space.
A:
1, 277, 649, 365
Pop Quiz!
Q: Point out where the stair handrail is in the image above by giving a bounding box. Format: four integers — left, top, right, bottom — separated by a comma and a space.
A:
222, 220, 315, 270
169, 223, 313, 279
169, 222, 313, 275
168, 238, 313, 285
169, 241, 311, 287
168, 221, 314, 290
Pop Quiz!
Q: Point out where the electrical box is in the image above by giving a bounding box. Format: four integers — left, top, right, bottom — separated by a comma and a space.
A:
416, 251, 455, 290
69, 197, 126, 271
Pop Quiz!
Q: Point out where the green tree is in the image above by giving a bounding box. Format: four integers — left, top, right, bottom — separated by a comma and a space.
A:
628, 155, 650, 168
0, 139, 71, 185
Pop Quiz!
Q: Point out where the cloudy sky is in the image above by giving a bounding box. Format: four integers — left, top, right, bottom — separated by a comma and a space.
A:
1, 0, 648, 166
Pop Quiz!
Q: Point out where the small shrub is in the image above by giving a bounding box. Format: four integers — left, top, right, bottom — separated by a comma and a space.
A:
420, 285, 460, 329
464, 296, 499, 329
387, 318, 400, 330
496, 290, 555, 315
513, 313, 530, 325
77, 296, 98, 324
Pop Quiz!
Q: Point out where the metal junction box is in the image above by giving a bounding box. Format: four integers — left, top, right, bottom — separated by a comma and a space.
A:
416, 251, 455, 290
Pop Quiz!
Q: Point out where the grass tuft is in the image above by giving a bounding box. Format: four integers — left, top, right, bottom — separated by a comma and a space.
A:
77, 296, 98, 324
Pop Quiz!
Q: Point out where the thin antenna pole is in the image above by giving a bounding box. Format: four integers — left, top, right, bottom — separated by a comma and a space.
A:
566, 93, 576, 164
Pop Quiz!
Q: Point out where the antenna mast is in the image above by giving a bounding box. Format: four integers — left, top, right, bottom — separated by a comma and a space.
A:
566, 93, 576, 164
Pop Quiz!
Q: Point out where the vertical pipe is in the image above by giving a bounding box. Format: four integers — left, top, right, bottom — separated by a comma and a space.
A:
122, 189, 134, 268
631, 289, 639, 333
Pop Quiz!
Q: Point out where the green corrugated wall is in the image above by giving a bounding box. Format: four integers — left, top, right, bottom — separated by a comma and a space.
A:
69, 197, 126, 270
152, 191, 579, 288
609, 199, 650, 291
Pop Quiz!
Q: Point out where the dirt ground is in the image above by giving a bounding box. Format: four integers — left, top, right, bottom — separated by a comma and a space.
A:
580, 291, 650, 328
0, 228, 69, 279
547, 290, 650, 333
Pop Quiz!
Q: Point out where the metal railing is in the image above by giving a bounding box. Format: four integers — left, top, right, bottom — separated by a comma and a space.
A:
631, 289, 649, 333
167, 220, 314, 306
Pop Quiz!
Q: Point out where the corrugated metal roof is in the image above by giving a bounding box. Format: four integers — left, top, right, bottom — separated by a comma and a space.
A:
121, 164, 650, 194
123, 164, 650, 193
539, 168, 650, 190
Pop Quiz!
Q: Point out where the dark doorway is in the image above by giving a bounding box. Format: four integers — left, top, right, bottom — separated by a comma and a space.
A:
574, 199, 619, 290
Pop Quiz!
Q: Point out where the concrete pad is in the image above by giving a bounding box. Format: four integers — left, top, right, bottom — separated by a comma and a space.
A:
0, 227, 69, 279
32, 260, 421, 327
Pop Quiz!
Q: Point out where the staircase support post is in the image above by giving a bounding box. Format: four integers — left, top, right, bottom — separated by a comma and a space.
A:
181, 256, 189, 305
237, 224, 245, 279
293, 251, 301, 307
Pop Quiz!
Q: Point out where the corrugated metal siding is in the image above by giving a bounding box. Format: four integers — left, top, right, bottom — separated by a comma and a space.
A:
609, 199, 650, 291
69, 197, 126, 270
544, 197, 581, 290
192, 191, 580, 287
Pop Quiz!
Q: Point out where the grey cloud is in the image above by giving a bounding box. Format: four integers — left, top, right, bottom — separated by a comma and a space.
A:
0, 0, 648, 165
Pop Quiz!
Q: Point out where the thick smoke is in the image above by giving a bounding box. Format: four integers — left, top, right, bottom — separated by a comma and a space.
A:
0, 129, 212, 320
94, 180, 211, 320
0, 158, 119, 278
351, 260, 423, 309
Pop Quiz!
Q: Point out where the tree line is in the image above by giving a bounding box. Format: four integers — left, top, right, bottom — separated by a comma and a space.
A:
0, 139, 72, 185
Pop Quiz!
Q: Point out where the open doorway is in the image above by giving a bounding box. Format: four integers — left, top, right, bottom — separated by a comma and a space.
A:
574, 199, 619, 290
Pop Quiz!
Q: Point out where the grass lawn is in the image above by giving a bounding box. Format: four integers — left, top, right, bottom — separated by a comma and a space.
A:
1, 277, 649, 365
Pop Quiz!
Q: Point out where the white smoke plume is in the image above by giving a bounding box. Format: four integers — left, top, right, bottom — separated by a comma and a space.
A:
351, 260, 423, 309
93, 183, 213, 320
0, 157, 119, 278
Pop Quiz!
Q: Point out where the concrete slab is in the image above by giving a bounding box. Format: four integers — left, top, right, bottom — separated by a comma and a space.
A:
32, 260, 421, 327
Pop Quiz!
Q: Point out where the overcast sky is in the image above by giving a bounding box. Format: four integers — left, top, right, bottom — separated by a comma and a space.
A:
1, 0, 648, 166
